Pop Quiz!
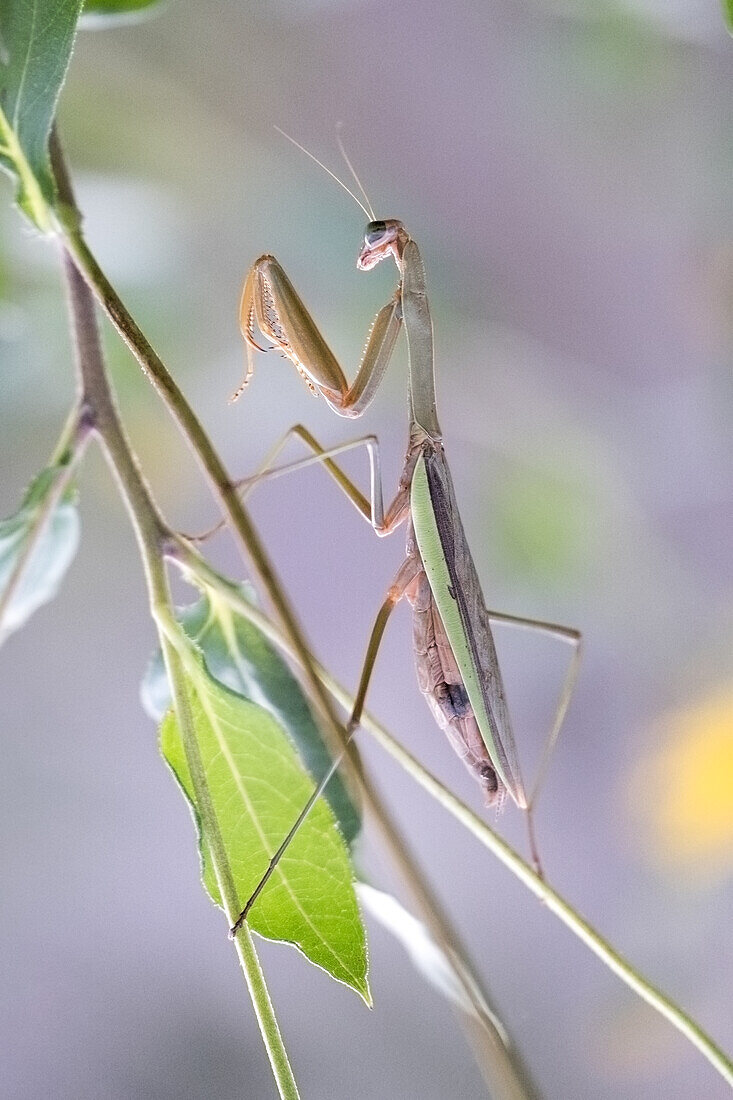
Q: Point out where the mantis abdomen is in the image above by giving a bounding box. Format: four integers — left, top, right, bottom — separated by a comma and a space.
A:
409, 441, 527, 809
406, 550, 502, 805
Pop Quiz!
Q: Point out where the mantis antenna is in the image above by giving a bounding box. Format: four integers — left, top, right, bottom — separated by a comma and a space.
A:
335, 123, 376, 221
274, 125, 374, 222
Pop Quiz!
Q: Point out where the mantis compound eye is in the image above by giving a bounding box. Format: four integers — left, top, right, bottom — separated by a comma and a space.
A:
364, 220, 388, 244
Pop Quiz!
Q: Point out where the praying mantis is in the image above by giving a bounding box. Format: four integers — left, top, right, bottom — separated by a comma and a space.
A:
228, 141, 582, 937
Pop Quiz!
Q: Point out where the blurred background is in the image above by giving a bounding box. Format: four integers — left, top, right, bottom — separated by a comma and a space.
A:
1, 0, 731, 1096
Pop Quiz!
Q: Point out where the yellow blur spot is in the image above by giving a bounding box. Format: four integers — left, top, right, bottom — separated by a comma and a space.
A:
631, 690, 733, 876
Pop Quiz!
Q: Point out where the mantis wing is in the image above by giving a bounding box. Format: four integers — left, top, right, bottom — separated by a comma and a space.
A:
411, 446, 527, 809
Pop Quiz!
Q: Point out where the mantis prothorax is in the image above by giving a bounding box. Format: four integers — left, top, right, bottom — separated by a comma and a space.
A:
228, 151, 581, 938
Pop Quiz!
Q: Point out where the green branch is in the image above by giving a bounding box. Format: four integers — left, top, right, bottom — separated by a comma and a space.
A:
53, 135, 300, 1100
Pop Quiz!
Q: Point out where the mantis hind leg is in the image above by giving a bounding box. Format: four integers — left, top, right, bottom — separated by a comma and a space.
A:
230, 555, 419, 936
486, 609, 582, 877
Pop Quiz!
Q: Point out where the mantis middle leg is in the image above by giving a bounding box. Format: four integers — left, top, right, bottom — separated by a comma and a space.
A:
237, 423, 412, 535
485, 609, 582, 875
181, 424, 412, 544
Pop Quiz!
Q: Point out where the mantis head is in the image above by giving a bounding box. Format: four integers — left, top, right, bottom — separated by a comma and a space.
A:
358, 220, 409, 271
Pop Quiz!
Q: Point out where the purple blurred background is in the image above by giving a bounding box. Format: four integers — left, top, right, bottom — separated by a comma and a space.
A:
1, 0, 731, 1096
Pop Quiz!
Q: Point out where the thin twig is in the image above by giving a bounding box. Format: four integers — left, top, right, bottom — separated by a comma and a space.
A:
52, 129, 300, 1100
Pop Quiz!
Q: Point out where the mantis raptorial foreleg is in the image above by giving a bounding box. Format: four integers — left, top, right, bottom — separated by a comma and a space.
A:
236, 255, 403, 415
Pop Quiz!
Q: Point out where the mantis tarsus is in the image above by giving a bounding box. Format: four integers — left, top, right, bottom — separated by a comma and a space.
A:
228, 149, 581, 938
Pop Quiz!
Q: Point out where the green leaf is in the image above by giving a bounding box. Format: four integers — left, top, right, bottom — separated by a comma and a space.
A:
160, 641, 370, 1003
0, 464, 80, 644
81, 0, 167, 27
722, 0, 733, 35
142, 588, 361, 845
0, 0, 83, 229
